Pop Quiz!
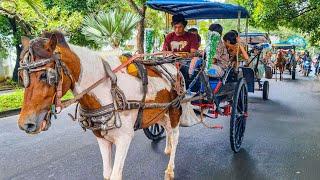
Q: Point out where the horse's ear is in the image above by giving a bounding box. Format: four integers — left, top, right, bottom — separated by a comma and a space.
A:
21, 36, 30, 47
48, 34, 57, 51
41, 30, 52, 38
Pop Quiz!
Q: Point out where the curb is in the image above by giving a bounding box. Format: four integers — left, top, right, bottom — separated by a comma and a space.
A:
0, 108, 21, 118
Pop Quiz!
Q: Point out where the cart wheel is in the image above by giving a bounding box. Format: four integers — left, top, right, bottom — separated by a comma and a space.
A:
262, 81, 269, 100
292, 69, 296, 80
230, 78, 248, 153
143, 123, 165, 141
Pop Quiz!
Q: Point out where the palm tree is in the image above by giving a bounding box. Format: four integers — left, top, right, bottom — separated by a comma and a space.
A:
82, 10, 141, 49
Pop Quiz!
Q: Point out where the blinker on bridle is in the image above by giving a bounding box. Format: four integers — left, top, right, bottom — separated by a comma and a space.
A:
18, 39, 61, 88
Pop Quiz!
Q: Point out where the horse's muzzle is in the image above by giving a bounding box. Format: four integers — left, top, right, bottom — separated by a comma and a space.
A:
20, 111, 51, 134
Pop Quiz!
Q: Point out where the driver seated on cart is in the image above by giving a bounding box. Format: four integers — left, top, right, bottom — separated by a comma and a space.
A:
162, 14, 199, 55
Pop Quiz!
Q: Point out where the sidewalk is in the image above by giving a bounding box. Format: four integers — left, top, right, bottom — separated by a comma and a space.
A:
0, 89, 15, 95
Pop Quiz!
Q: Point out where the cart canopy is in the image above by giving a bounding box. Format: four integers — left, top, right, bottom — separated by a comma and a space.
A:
272, 44, 296, 50
240, 32, 271, 45
146, 0, 249, 19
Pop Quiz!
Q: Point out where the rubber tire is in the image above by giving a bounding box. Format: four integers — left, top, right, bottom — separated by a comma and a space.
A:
292, 69, 296, 80
262, 81, 269, 100
230, 78, 248, 153
143, 123, 165, 141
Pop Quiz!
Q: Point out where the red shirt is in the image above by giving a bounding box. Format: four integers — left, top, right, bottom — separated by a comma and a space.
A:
162, 32, 199, 52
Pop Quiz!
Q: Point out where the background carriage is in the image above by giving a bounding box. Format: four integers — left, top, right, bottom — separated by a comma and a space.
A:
272, 43, 297, 80
240, 32, 271, 100
143, 0, 251, 152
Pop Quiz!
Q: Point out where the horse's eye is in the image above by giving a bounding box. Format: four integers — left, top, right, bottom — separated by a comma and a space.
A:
39, 72, 47, 81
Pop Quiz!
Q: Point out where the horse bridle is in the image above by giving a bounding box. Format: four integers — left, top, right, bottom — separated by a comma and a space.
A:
18, 38, 74, 120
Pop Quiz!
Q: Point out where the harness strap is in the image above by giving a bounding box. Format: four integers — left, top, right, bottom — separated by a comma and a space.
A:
133, 61, 148, 130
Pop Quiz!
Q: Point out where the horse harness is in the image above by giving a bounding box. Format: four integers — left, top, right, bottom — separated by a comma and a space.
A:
19, 39, 185, 133
18, 38, 75, 122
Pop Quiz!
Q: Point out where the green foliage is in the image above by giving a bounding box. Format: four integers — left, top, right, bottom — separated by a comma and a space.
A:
237, 0, 320, 46
0, 16, 11, 59
82, 10, 141, 48
0, 89, 24, 111
69, 32, 101, 49
0, 89, 73, 112
145, 8, 165, 42
0, 15, 11, 36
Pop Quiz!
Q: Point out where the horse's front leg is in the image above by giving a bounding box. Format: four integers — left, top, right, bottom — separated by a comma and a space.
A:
110, 132, 133, 180
96, 137, 113, 180
165, 125, 180, 180
275, 67, 278, 81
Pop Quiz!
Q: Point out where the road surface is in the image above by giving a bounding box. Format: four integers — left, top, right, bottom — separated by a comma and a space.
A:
1, 73, 320, 180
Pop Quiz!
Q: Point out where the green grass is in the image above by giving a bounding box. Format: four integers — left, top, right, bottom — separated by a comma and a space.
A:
0, 89, 74, 112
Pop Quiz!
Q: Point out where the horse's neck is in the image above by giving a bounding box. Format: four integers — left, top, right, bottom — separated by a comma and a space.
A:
63, 45, 173, 109
68, 45, 122, 106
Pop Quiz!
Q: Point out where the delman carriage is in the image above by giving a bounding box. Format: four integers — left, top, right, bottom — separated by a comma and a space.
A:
17, 0, 253, 179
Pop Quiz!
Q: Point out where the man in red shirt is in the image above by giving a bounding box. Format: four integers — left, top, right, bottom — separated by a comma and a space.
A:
162, 14, 199, 53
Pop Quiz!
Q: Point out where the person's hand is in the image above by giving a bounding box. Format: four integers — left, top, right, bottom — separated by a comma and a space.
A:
236, 36, 241, 44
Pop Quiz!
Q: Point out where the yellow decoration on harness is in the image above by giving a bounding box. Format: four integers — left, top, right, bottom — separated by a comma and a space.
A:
119, 55, 139, 77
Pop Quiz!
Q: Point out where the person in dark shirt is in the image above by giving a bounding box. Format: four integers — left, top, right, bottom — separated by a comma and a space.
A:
188, 28, 201, 45
162, 14, 199, 53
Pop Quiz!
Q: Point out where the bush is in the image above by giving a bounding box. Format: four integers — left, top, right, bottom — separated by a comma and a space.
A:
0, 90, 74, 112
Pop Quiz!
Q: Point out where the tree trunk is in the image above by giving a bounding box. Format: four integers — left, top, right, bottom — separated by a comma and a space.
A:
136, 6, 146, 54
9, 17, 21, 82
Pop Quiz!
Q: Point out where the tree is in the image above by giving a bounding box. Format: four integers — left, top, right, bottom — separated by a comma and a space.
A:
235, 0, 320, 46
127, 0, 147, 53
82, 10, 141, 48
0, 0, 88, 81
0, 0, 33, 81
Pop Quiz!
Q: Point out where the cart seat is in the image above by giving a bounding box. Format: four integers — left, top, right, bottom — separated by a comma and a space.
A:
240, 67, 255, 92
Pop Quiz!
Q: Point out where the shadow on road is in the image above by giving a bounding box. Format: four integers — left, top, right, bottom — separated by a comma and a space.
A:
230, 149, 267, 180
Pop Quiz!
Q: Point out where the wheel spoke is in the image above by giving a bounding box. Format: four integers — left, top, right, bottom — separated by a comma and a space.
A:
235, 117, 241, 136
156, 124, 160, 134
237, 90, 242, 111
236, 119, 243, 143
153, 125, 157, 134
241, 87, 245, 111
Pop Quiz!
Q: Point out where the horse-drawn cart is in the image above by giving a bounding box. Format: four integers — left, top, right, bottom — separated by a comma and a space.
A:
272, 44, 297, 80
240, 32, 271, 100
16, 1, 253, 178
144, 0, 250, 152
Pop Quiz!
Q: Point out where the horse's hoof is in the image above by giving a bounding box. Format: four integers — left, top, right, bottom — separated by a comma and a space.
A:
164, 169, 174, 180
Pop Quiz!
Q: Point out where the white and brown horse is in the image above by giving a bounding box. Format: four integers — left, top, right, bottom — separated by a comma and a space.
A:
17, 31, 199, 180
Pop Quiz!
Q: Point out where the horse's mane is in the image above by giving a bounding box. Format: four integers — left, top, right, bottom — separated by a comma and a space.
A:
41, 30, 69, 48
41, 30, 121, 67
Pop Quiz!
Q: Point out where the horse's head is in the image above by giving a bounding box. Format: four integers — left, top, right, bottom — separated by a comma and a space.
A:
18, 33, 74, 134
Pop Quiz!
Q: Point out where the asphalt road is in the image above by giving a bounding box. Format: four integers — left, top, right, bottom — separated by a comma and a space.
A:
1, 72, 320, 180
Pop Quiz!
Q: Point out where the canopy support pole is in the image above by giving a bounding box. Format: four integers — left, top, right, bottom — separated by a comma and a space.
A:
237, 11, 241, 32
245, 17, 249, 50
165, 13, 170, 33
236, 11, 241, 70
